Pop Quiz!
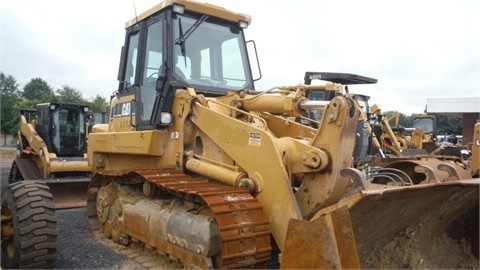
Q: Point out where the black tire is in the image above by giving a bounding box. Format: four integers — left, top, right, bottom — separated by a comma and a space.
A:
1, 181, 58, 269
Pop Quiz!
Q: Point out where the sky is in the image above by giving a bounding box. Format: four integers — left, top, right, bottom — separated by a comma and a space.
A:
1, 0, 479, 115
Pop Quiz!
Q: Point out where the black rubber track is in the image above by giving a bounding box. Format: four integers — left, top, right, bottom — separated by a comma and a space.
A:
1, 180, 58, 269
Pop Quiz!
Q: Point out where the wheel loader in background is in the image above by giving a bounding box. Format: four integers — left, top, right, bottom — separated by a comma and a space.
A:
83, 1, 479, 268
409, 113, 438, 152
1, 102, 92, 268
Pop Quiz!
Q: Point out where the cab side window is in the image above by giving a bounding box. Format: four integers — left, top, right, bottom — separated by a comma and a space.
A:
125, 33, 139, 86
141, 20, 163, 122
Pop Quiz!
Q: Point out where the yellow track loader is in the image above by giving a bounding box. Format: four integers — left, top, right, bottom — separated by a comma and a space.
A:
84, 1, 479, 268
3, 0, 478, 269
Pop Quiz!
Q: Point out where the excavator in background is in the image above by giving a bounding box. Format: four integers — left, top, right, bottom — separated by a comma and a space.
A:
3, 0, 479, 269
1, 102, 92, 268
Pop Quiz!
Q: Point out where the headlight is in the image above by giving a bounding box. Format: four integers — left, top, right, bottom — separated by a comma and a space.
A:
238, 20, 248, 29
160, 112, 172, 124
173, 4, 185, 14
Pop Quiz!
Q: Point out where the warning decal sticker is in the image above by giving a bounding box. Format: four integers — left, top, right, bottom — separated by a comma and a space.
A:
249, 133, 261, 146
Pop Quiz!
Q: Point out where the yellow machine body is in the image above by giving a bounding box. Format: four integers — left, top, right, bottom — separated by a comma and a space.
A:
86, 1, 479, 268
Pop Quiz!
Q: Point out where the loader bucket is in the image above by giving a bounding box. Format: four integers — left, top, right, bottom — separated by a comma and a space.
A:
380, 158, 472, 184
44, 177, 90, 209
10, 158, 91, 209
329, 179, 478, 268
282, 180, 479, 269
281, 206, 360, 269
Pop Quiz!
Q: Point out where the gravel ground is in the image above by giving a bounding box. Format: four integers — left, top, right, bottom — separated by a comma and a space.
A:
55, 208, 144, 269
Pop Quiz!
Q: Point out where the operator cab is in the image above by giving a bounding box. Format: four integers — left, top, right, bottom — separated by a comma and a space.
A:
303, 72, 379, 163
116, 0, 254, 129
303, 71, 377, 121
412, 115, 436, 134
34, 103, 89, 157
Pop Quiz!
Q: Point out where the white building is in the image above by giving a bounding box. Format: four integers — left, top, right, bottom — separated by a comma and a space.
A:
427, 97, 480, 146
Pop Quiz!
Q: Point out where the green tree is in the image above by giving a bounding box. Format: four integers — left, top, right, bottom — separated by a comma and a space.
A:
21, 77, 55, 101
0, 72, 20, 145
89, 95, 108, 112
0, 72, 19, 94
56, 85, 85, 104
17, 99, 41, 110
435, 114, 462, 135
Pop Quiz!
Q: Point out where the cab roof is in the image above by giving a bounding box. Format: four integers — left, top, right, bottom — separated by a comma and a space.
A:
125, 0, 251, 29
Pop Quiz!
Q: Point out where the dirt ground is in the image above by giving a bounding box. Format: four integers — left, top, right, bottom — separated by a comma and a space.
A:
361, 216, 479, 268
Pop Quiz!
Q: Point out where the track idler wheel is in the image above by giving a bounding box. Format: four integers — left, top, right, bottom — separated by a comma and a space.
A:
95, 183, 130, 245
1, 181, 58, 269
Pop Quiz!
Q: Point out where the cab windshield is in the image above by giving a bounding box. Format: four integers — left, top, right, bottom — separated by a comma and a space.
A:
52, 107, 86, 156
172, 13, 251, 91
413, 118, 434, 133
353, 95, 370, 114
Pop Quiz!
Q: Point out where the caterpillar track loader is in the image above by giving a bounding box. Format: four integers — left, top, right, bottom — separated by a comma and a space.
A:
85, 0, 479, 268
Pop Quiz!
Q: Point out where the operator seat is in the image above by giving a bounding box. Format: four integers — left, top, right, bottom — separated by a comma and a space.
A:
175, 66, 186, 80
